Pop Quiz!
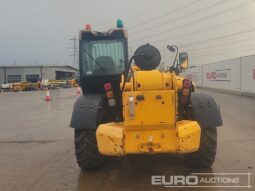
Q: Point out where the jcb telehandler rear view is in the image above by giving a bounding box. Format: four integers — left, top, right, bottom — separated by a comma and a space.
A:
70, 20, 223, 169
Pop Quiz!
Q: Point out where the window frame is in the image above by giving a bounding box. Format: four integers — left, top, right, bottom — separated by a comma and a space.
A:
7, 75, 22, 83
80, 39, 127, 77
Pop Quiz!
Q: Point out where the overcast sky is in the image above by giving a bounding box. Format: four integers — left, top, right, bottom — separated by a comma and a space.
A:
0, 0, 255, 67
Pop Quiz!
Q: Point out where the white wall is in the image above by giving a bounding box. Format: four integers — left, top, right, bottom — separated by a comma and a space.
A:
42, 68, 55, 80
203, 58, 241, 92
184, 54, 255, 95
241, 55, 255, 94
183, 66, 203, 87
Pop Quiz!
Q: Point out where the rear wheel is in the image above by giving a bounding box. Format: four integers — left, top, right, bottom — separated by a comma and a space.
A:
184, 105, 217, 168
75, 129, 105, 169
184, 126, 217, 168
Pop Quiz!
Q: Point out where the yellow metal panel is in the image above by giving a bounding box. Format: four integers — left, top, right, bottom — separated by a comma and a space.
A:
176, 76, 184, 90
96, 123, 124, 155
134, 70, 163, 91
96, 120, 201, 155
162, 72, 173, 90
176, 120, 201, 153
120, 75, 133, 91
124, 129, 177, 153
125, 69, 173, 91
123, 90, 176, 130
133, 70, 173, 91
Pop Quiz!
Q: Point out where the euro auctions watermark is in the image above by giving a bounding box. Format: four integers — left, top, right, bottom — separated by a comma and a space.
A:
151, 173, 253, 188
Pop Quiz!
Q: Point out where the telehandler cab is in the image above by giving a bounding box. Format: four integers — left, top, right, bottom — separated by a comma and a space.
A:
70, 20, 223, 169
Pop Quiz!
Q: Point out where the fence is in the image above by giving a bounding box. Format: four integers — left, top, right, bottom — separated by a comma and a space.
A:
183, 54, 255, 95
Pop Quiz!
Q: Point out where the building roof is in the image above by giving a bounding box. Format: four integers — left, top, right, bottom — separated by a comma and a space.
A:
0, 64, 79, 71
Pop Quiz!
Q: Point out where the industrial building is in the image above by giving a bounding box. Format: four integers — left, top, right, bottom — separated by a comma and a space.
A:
0, 65, 79, 85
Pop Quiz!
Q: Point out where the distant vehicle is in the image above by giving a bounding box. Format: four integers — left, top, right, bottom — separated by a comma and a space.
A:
1, 82, 38, 92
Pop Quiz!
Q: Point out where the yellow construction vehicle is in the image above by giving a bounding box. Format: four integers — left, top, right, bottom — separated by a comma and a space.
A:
47, 80, 67, 88
70, 20, 222, 169
68, 79, 78, 87
11, 82, 39, 92
41, 80, 73, 89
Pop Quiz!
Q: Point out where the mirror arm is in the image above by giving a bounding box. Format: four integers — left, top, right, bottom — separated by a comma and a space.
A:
173, 46, 179, 69
167, 45, 179, 73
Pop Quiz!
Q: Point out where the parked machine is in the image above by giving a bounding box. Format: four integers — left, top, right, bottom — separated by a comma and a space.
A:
11, 82, 39, 92
68, 79, 78, 88
70, 20, 222, 169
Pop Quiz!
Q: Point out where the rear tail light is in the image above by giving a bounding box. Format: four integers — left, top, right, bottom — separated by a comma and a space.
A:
183, 80, 192, 88
104, 83, 112, 91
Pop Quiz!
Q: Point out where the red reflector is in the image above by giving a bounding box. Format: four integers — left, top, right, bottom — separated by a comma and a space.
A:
85, 24, 92, 30
104, 83, 112, 91
183, 80, 192, 88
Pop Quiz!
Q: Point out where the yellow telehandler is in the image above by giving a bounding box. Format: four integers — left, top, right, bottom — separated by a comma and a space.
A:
70, 20, 222, 169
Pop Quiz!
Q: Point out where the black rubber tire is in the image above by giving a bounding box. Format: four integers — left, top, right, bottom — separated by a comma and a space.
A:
74, 129, 105, 169
184, 127, 217, 168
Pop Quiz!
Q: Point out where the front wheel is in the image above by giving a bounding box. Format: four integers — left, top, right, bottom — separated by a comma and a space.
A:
74, 129, 105, 169
184, 127, 217, 168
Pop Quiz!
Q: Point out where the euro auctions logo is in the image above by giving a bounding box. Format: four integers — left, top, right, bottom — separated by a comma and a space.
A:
152, 175, 198, 187
151, 173, 253, 188
207, 69, 231, 81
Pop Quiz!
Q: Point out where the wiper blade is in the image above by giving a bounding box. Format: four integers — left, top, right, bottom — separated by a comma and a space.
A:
82, 49, 105, 71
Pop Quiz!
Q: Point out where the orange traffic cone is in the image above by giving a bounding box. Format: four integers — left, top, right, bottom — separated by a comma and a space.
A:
77, 86, 81, 95
44, 88, 52, 101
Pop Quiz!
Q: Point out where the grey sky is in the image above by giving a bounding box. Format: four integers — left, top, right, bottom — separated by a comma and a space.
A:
0, 0, 255, 67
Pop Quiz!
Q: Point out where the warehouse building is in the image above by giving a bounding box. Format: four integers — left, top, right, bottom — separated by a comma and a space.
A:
0, 65, 79, 85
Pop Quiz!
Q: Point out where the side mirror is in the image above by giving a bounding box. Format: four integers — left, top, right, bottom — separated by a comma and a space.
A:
179, 52, 189, 69
167, 45, 176, 52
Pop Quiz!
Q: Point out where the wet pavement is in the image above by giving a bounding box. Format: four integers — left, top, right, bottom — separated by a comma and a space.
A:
0, 88, 254, 191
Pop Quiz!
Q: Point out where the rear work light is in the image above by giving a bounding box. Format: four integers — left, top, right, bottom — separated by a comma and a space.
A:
117, 19, 124, 28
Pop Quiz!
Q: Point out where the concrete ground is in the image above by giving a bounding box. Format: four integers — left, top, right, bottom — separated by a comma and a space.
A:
0, 88, 254, 191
